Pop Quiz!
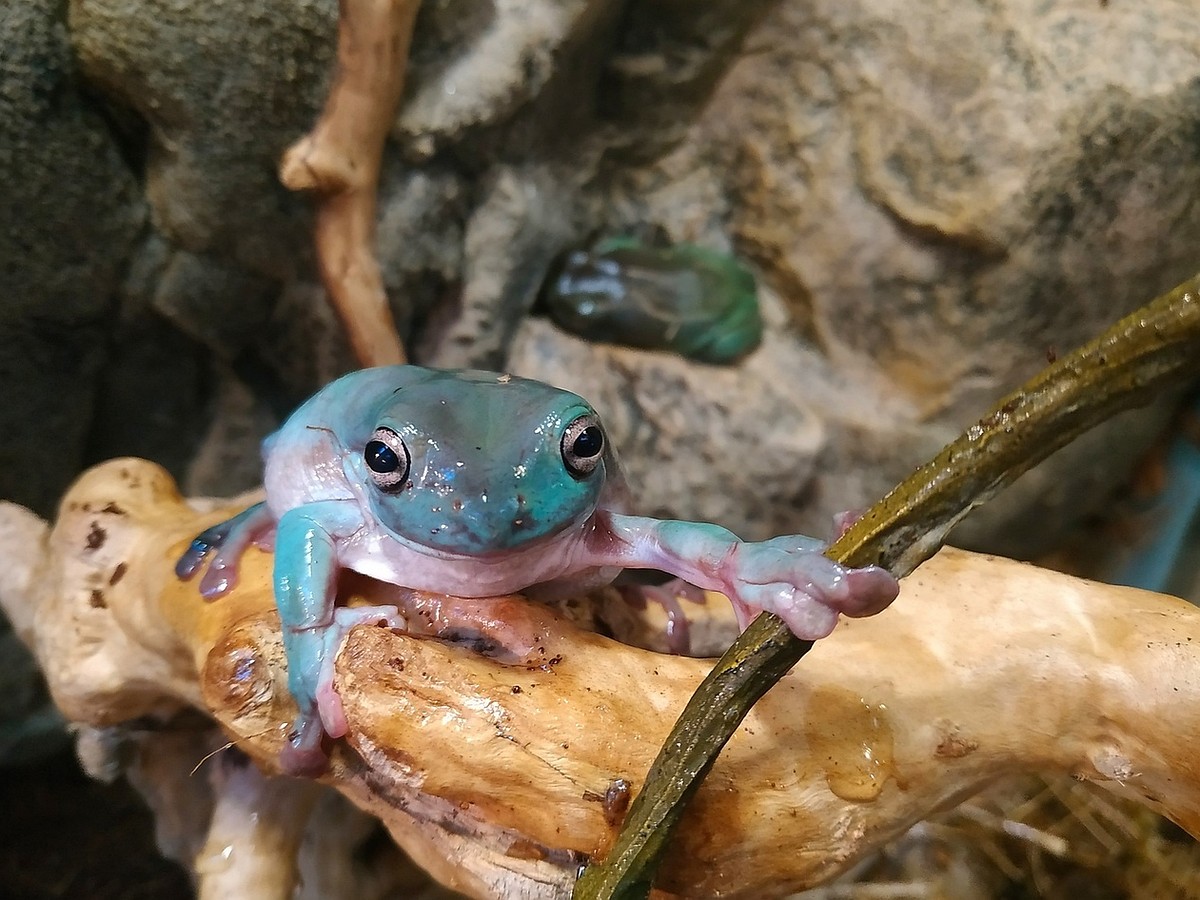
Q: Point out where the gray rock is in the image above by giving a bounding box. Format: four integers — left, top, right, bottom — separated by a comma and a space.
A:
396, 0, 613, 153
0, 0, 145, 516
68, 0, 337, 269
422, 165, 579, 369
151, 249, 274, 357
574, 0, 1200, 555
184, 365, 278, 498
375, 161, 468, 342
5, 0, 1199, 574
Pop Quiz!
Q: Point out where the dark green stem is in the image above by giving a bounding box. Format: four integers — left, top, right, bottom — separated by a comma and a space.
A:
573, 275, 1200, 899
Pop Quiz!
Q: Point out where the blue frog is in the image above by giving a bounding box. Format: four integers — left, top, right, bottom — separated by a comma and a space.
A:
178, 366, 898, 774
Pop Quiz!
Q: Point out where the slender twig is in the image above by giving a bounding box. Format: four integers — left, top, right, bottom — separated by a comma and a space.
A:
574, 274, 1200, 898
280, 0, 422, 367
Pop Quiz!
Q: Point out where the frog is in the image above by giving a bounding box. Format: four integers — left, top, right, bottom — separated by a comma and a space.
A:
177, 366, 899, 775
542, 235, 763, 364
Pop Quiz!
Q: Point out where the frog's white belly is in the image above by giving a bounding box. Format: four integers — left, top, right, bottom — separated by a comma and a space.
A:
336, 524, 598, 598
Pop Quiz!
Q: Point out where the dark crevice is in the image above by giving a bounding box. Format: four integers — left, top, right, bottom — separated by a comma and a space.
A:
77, 85, 152, 184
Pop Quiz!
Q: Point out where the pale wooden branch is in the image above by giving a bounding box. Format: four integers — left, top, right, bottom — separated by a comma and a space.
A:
2, 458, 1199, 899
196, 754, 322, 900
280, 0, 422, 367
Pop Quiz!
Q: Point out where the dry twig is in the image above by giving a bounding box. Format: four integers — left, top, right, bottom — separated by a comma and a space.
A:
280, 0, 423, 367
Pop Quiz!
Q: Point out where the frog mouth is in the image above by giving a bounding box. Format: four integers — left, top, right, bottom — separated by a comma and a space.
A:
380, 493, 600, 559
412, 511, 548, 554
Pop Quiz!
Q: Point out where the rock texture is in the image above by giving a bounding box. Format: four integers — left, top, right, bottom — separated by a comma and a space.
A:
4, 0, 1200, 550
523, 0, 1200, 550
0, 0, 145, 516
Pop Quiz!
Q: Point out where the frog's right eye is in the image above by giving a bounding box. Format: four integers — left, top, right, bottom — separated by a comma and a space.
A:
364, 427, 410, 492
561, 413, 605, 478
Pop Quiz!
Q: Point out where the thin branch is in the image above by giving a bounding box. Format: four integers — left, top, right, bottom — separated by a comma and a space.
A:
280, 0, 422, 367
575, 274, 1200, 898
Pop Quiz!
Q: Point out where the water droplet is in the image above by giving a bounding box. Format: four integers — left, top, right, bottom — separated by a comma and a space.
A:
804, 689, 894, 801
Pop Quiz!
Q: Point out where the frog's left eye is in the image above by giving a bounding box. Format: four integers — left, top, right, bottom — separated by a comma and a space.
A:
364, 427, 410, 492
561, 414, 605, 478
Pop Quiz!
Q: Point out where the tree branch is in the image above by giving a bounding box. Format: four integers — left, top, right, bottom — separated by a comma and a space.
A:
280, 0, 422, 367
575, 274, 1200, 898
2, 459, 1199, 897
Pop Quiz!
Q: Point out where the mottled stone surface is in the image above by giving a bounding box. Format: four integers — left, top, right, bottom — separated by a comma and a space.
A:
68, 0, 336, 264
0, 0, 145, 516
531, 0, 1200, 554
4, 0, 1200, 563
422, 165, 578, 369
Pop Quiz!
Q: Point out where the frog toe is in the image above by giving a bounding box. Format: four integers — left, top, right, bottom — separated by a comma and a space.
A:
313, 605, 408, 740
183, 502, 274, 599
197, 547, 242, 598
279, 712, 330, 777
838, 565, 900, 617
174, 521, 232, 581
732, 583, 841, 640
617, 579, 698, 655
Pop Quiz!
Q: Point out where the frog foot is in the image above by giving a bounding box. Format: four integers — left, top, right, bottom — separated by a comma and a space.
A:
315, 606, 408, 738
831, 508, 866, 541
718, 536, 899, 638
174, 502, 275, 599
278, 715, 329, 778
617, 577, 706, 655
279, 605, 408, 777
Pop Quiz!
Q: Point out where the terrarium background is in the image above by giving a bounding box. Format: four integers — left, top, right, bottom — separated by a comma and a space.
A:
3, 0, 1200, 896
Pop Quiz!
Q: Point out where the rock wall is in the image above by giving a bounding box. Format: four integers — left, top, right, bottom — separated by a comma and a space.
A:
3, 0, 1199, 560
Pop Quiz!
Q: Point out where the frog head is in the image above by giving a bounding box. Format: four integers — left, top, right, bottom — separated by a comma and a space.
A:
350, 370, 610, 555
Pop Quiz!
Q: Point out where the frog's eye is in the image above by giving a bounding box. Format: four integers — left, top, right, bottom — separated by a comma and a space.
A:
561, 414, 605, 478
364, 427, 410, 492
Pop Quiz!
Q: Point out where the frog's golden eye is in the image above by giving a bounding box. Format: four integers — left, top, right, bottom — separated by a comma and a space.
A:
364, 426, 410, 492
561, 414, 604, 478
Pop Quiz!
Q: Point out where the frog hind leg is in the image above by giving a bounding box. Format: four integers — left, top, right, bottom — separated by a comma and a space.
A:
174, 501, 275, 599
616, 577, 706, 655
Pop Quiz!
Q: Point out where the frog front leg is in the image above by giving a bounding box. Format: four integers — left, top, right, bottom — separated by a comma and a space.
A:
273, 502, 404, 775
585, 514, 899, 639
175, 501, 276, 598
